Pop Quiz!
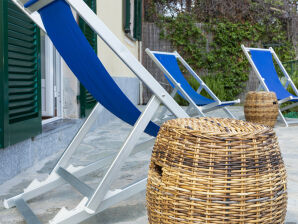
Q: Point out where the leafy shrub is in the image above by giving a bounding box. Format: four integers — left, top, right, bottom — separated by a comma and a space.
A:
158, 14, 296, 101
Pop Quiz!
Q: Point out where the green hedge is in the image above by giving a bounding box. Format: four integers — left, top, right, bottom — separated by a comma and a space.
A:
159, 14, 296, 102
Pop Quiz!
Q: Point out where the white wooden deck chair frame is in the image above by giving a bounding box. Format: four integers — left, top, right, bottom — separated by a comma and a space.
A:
241, 44, 298, 127
4, 1, 189, 223
146, 49, 240, 119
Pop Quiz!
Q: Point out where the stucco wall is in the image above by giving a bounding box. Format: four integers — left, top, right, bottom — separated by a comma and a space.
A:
62, 10, 80, 119
62, 1, 141, 119
62, 59, 80, 118
96, 0, 140, 78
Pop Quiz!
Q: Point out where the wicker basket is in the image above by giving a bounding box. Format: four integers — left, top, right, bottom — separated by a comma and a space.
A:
244, 91, 279, 127
146, 117, 287, 224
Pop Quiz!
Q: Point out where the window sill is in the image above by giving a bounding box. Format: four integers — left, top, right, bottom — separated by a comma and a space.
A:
42, 117, 62, 126
125, 33, 137, 42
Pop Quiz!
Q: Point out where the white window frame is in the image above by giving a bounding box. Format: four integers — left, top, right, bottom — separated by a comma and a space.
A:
42, 35, 54, 116
41, 35, 63, 125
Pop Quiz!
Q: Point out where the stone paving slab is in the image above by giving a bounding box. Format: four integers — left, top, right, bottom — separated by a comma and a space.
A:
0, 106, 297, 223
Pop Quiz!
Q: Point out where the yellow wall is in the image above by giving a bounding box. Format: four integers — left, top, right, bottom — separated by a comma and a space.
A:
62, 2, 141, 118
96, 0, 140, 78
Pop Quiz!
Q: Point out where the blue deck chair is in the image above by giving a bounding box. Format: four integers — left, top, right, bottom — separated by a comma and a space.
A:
146, 49, 240, 118
5, 0, 189, 223
242, 45, 298, 127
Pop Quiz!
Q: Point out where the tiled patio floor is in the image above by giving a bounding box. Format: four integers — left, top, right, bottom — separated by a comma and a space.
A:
0, 106, 297, 224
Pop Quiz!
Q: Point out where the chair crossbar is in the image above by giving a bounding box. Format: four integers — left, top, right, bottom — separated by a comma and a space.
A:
56, 167, 94, 198
15, 199, 42, 224
202, 100, 240, 112
50, 178, 147, 224
148, 50, 178, 56
278, 96, 293, 105
156, 86, 179, 121
243, 47, 272, 52
281, 102, 298, 112
196, 84, 204, 94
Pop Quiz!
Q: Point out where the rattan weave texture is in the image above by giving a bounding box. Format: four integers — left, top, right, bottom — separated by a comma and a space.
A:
146, 117, 287, 224
244, 91, 279, 127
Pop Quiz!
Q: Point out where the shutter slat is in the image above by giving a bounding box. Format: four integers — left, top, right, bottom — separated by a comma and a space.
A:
86, 95, 95, 101
7, 1, 25, 11
7, 2, 34, 22
8, 22, 35, 36
9, 112, 39, 124
9, 80, 36, 87
84, 33, 93, 39
9, 105, 37, 115
8, 36, 35, 49
9, 74, 36, 80
8, 30, 35, 42
7, 15, 35, 29
8, 58, 36, 68
7, 9, 33, 24
84, 29, 95, 35
9, 87, 36, 94
8, 51, 35, 61
85, 91, 96, 104
8, 66, 36, 73
9, 99, 37, 109
8, 44, 36, 55
8, 93, 36, 101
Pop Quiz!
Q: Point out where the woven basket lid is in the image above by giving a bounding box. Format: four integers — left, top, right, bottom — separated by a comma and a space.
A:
161, 117, 271, 138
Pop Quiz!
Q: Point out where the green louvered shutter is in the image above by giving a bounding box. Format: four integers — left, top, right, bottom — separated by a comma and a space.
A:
124, 0, 142, 40
133, 0, 142, 40
78, 0, 97, 118
124, 0, 131, 34
0, 0, 41, 148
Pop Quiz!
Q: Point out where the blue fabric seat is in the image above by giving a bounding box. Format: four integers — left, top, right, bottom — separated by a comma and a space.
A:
33, 0, 159, 137
250, 50, 298, 102
153, 53, 237, 107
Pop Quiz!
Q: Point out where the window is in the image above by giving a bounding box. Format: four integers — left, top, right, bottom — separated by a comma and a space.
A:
0, 0, 41, 148
40, 32, 62, 123
124, 0, 142, 41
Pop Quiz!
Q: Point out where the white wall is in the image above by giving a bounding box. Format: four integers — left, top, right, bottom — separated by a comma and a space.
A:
62, 9, 80, 118
62, 59, 80, 118
96, 0, 140, 78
